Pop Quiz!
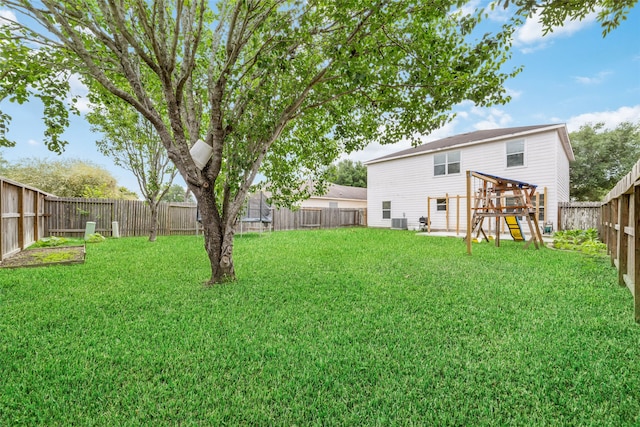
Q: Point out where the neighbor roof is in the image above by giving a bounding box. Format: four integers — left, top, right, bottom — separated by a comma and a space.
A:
366, 124, 573, 164
319, 183, 367, 200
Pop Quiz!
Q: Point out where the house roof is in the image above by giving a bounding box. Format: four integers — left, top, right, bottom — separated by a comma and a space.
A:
365, 124, 574, 164
314, 183, 367, 201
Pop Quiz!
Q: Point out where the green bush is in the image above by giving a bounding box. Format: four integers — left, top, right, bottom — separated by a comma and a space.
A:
29, 236, 70, 248
85, 233, 106, 243
552, 228, 607, 255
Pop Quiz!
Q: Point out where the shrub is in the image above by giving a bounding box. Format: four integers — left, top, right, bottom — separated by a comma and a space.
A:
86, 233, 106, 243
552, 228, 607, 255
29, 236, 70, 248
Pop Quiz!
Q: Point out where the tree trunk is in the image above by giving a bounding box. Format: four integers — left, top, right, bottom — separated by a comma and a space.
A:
149, 201, 159, 242
196, 190, 237, 285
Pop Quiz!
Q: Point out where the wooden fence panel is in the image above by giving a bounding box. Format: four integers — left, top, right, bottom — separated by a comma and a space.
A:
43, 198, 200, 238
558, 201, 601, 231
1, 178, 49, 261
46, 197, 114, 237
601, 157, 640, 323
1, 181, 20, 259
272, 207, 365, 231
168, 204, 199, 235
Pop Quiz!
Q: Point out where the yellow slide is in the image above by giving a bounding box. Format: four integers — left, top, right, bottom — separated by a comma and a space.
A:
505, 216, 524, 241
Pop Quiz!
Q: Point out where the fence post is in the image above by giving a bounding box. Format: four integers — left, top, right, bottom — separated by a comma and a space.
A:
617, 194, 629, 287
634, 184, 640, 323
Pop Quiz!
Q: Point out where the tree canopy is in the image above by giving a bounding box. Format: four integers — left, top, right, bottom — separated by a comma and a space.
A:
570, 121, 640, 201
494, 0, 637, 36
161, 184, 194, 203
325, 160, 367, 188
0, 157, 138, 198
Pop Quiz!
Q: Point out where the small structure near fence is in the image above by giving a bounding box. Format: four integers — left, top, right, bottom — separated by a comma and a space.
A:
0, 177, 50, 261
601, 158, 640, 323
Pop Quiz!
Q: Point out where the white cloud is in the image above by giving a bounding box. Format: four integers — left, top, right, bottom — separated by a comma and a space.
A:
455, 0, 483, 18
27, 139, 39, 146
469, 107, 513, 129
506, 87, 523, 100
572, 71, 612, 85
564, 105, 640, 132
484, 1, 513, 23
0, 9, 17, 24
67, 74, 94, 113
514, 10, 597, 51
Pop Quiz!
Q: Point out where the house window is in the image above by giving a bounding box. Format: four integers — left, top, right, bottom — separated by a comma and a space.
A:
506, 140, 525, 167
534, 193, 545, 221
434, 151, 461, 176
382, 201, 391, 219
436, 198, 447, 211
504, 197, 517, 213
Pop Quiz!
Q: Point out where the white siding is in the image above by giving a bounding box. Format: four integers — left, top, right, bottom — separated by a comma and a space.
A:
367, 129, 570, 231
556, 139, 571, 203
300, 198, 367, 209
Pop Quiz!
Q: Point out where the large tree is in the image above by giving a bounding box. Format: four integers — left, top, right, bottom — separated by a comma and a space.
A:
570, 121, 640, 201
1, 0, 635, 284
86, 90, 178, 242
162, 184, 194, 203
326, 160, 367, 188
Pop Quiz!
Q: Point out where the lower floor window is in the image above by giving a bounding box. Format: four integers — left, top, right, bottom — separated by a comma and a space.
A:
382, 201, 391, 219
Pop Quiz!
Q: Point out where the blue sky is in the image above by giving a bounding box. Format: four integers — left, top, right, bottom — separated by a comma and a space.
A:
1, 3, 639, 194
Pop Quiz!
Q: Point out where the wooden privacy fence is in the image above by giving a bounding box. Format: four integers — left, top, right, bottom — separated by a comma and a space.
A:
0, 177, 49, 261
601, 158, 640, 323
46, 198, 200, 238
271, 207, 366, 231
44, 197, 366, 237
557, 202, 601, 231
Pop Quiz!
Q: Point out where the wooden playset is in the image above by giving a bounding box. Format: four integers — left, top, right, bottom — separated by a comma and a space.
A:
465, 171, 544, 254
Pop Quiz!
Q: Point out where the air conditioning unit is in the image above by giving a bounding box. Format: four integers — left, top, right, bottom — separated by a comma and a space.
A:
391, 218, 407, 230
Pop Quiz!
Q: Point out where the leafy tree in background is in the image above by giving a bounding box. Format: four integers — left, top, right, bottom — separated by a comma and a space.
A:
570, 121, 640, 201
494, 0, 637, 36
0, 27, 76, 152
162, 184, 194, 203
1, 0, 634, 284
86, 88, 178, 242
326, 160, 367, 188
0, 150, 7, 170
0, 157, 137, 198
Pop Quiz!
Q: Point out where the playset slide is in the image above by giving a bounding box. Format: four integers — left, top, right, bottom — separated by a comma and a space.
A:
504, 216, 524, 241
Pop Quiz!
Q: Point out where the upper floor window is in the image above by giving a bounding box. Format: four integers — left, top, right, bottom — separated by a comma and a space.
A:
506, 140, 525, 167
434, 151, 461, 176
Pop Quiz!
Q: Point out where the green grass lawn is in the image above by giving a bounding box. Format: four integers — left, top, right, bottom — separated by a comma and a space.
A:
1, 228, 639, 425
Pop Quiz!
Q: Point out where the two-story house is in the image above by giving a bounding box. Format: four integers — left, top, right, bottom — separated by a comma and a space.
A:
365, 124, 574, 232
